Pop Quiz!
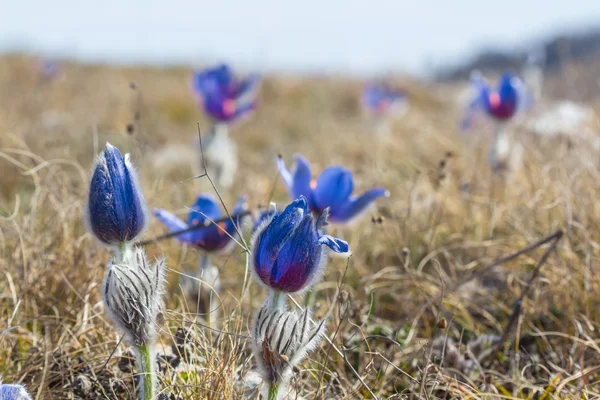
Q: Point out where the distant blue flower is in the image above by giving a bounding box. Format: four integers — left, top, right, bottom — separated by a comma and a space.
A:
39, 60, 59, 79
0, 383, 32, 400
87, 143, 147, 246
153, 194, 247, 253
461, 71, 532, 130
362, 83, 407, 115
251, 197, 349, 293
277, 154, 388, 224
191, 64, 260, 123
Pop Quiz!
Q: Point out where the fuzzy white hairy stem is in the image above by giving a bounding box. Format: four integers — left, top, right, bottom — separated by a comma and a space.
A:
181, 253, 222, 328
102, 246, 165, 400
198, 123, 238, 189
252, 298, 326, 399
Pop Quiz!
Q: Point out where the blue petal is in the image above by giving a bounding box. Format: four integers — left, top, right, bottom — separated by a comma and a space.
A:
269, 214, 321, 292
313, 166, 354, 211
232, 100, 257, 120
291, 154, 313, 200
461, 75, 490, 131
192, 64, 233, 99
233, 74, 260, 98
88, 143, 145, 245
329, 187, 388, 223
253, 208, 277, 233
363, 83, 406, 112
497, 72, 516, 90
153, 208, 196, 244
318, 235, 349, 253
187, 194, 222, 227
276, 155, 294, 196
277, 154, 313, 201
253, 197, 308, 281
0, 384, 32, 399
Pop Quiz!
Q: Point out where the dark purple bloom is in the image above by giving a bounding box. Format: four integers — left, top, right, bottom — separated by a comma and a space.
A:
277, 154, 388, 224
461, 71, 532, 130
191, 64, 260, 123
153, 194, 247, 253
87, 143, 147, 246
362, 83, 407, 114
251, 197, 349, 293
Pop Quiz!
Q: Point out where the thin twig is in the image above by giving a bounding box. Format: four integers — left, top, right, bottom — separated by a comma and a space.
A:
288, 295, 379, 399
484, 230, 563, 367
196, 122, 249, 251
136, 211, 252, 246
316, 259, 352, 397
409, 230, 564, 321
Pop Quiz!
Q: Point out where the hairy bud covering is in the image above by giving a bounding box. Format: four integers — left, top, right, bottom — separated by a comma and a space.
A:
102, 247, 165, 347
252, 300, 325, 386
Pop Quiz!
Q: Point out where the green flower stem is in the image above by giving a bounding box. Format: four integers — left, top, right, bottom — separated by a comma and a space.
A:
270, 290, 285, 310
303, 287, 314, 308
137, 344, 156, 400
267, 383, 280, 400
117, 242, 134, 263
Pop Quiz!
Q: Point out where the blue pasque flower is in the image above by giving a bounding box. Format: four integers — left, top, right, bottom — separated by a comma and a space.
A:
362, 83, 407, 115
277, 154, 388, 224
153, 193, 247, 253
461, 71, 532, 130
251, 197, 349, 293
192, 63, 260, 123
86, 143, 148, 246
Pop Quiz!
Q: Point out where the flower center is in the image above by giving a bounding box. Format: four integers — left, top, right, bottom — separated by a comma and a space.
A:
489, 92, 501, 109
223, 99, 237, 116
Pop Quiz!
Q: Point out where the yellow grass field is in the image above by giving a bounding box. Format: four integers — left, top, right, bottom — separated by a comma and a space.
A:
1, 54, 600, 399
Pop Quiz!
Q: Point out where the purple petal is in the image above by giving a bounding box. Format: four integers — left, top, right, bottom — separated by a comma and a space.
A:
153, 208, 195, 243
192, 64, 233, 100
461, 76, 489, 131
253, 208, 277, 233
363, 83, 406, 112
318, 235, 349, 253
253, 197, 308, 283
187, 194, 222, 227
313, 166, 354, 211
88, 143, 146, 245
276, 155, 294, 193
329, 187, 388, 224
268, 214, 321, 292
277, 154, 313, 201
291, 154, 314, 200
232, 74, 260, 98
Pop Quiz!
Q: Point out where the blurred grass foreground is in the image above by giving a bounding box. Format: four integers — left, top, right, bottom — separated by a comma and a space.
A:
1, 53, 600, 399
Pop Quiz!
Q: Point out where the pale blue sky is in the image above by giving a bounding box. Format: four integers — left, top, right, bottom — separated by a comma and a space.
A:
2, 0, 600, 75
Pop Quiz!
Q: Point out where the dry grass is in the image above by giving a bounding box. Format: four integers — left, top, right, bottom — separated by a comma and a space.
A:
1, 53, 600, 399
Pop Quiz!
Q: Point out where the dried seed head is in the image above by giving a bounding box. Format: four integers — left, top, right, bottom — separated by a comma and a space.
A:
437, 317, 447, 329
252, 300, 325, 387
102, 246, 165, 347
72, 374, 92, 397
